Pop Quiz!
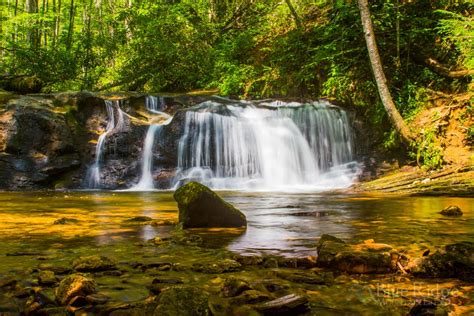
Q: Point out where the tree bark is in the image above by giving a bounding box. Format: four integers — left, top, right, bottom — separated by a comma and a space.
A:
357, 0, 414, 144
422, 56, 474, 79
66, 0, 74, 51
285, 0, 302, 29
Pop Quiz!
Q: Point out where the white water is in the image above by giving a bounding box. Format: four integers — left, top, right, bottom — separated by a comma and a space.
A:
174, 100, 358, 191
128, 97, 171, 191
87, 100, 125, 188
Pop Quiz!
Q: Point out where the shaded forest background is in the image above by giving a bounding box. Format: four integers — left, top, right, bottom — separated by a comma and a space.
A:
0, 0, 473, 166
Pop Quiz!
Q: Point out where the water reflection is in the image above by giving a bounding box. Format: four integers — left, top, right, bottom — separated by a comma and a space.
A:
0, 191, 472, 260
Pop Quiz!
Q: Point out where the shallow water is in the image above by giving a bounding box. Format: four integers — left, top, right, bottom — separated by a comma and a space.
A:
0, 191, 472, 272
0, 191, 473, 314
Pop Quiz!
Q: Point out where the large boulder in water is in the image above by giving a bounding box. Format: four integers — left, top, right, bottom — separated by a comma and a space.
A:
173, 181, 247, 228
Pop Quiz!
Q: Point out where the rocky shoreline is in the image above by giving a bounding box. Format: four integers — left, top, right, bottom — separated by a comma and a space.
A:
1, 226, 472, 315
354, 164, 474, 197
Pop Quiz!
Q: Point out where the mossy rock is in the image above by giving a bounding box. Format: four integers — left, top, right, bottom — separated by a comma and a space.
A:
173, 181, 246, 228
413, 242, 474, 281
154, 286, 210, 316
72, 255, 117, 272
55, 274, 96, 305
440, 205, 463, 216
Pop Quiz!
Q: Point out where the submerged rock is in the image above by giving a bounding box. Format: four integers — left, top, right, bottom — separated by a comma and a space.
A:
55, 274, 96, 305
154, 286, 210, 316
222, 278, 252, 297
53, 217, 79, 225
254, 294, 308, 315
409, 242, 473, 281
316, 235, 402, 274
124, 216, 154, 223
72, 255, 116, 272
38, 270, 57, 286
173, 181, 246, 228
229, 290, 270, 305
440, 205, 463, 216
192, 259, 242, 274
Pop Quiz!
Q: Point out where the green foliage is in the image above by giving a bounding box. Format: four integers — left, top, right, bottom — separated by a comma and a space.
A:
412, 128, 444, 171
0, 0, 472, 152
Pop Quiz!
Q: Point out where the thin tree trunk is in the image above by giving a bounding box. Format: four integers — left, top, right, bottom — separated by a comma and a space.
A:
357, 0, 414, 144
66, 0, 74, 51
285, 0, 302, 29
54, 0, 61, 49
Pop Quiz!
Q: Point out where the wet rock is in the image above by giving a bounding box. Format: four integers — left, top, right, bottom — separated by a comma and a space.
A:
234, 255, 264, 266
38, 270, 57, 286
149, 278, 185, 294
55, 274, 96, 305
296, 256, 317, 269
152, 278, 184, 285
276, 271, 333, 285
154, 286, 210, 316
192, 259, 241, 274
2, 75, 43, 94
33, 288, 57, 306
408, 300, 439, 315
72, 255, 116, 272
263, 258, 279, 269
143, 262, 174, 271
316, 235, 401, 274
316, 234, 348, 265
0, 276, 17, 288
174, 181, 247, 228
173, 234, 203, 245
67, 296, 88, 309
124, 216, 154, 223
259, 280, 290, 293
37, 264, 71, 275
410, 242, 474, 281
35, 306, 67, 315
229, 290, 271, 305
53, 217, 79, 225
293, 211, 330, 217
222, 278, 252, 297
86, 293, 110, 305
254, 294, 309, 315
277, 258, 298, 268
440, 205, 463, 216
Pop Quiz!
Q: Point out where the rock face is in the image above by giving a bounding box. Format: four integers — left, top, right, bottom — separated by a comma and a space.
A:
154, 286, 210, 316
316, 235, 402, 274
410, 242, 473, 281
440, 205, 463, 216
174, 181, 247, 228
55, 274, 96, 305
0, 92, 209, 190
1, 75, 43, 94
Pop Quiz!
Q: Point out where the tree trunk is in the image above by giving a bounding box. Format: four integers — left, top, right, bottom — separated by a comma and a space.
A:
285, 0, 302, 29
357, 0, 414, 144
66, 0, 74, 51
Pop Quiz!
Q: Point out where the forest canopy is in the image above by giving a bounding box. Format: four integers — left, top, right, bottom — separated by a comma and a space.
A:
0, 0, 472, 115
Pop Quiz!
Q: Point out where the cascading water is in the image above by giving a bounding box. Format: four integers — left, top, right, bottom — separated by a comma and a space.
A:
129, 96, 171, 191
145, 95, 166, 114
87, 100, 125, 188
174, 100, 358, 190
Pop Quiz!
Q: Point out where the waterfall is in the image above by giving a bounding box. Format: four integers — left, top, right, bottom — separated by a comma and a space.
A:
174, 100, 358, 191
87, 100, 125, 188
128, 96, 171, 191
145, 95, 166, 114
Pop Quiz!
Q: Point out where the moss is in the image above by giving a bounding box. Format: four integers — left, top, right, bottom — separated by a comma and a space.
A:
154, 286, 210, 316
174, 182, 247, 228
